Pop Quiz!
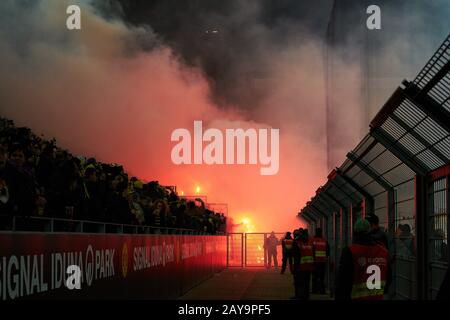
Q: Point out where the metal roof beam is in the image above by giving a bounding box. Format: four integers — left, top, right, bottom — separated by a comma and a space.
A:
329, 179, 359, 203
404, 81, 450, 133
316, 197, 336, 215
310, 204, 328, 218
389, 113, 450, 164
300, 210, 313, 222
316, 196, 338, 214
346, 152, 395, 228
306, 208, 318, 220
306, 207, 321, 221
347, 152, 392, 190
370, 127, 429, 175
322, 189, 346, 209
421, 60, 450, 95
336, 169, 374, 202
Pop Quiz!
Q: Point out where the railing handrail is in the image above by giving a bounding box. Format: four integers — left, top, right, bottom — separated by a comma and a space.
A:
0, 214, 226, 235
413, 34, 450, 89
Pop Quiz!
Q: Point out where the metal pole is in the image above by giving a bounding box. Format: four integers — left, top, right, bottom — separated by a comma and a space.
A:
415, 174, 428, 299
447, 174, 450, 276
242, 233, 245, 268
226, 233, 229, 267
333, 211, 337, 298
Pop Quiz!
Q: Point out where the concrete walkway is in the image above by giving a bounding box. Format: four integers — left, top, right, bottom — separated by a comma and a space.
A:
179, 268, 332, 300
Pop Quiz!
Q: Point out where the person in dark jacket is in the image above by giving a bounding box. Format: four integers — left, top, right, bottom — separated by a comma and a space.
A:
36, 143, 55, 191
292, 228, 314, 300
105, 175, 131, 224
367, 214, 389, 249
312, 227, 330, 294
335, 218, 391, 300
84, 167, 105, 222
291, 229, 301, 298
437, 267, 450, 300
281, 231, 294, 274
0, 145, 34, 219
265, 232, 279, 269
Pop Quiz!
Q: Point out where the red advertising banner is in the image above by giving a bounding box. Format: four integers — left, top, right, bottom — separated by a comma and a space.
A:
0, 233, 227, 300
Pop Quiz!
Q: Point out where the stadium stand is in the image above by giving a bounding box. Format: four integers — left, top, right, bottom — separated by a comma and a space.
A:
0, 117, 226, 235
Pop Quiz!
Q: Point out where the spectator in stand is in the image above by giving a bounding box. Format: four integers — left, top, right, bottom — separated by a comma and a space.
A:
174, 201, 187, 229
0, 146, 13, 219
106, 174, 131, 224
128, 191, 145, 226
0, 144, 34, 219
36, 143, 56, 191
220, 214, 226, 233
0, 117, 227, 234
9, 143, 33, 178
150, 199, 169, 233
58, 158, 85, 221
84, 166, 105, 222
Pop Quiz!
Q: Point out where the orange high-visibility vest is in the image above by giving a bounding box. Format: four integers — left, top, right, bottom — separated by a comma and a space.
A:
349, 243, 388, 300
312, 237, 327, 263
283, 239, 293, 250
298, 240, 314, 272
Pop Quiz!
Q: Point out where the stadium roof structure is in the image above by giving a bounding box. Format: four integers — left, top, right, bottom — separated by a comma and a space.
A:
299, 34, 450, 225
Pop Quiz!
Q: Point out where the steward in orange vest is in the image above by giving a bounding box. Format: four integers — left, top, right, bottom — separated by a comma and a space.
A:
292, 228, 314, 300
336, 219, 390, 300
312, 228, 329, 294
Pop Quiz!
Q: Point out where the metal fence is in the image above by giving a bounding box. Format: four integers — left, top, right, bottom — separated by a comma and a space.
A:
0, 214, 217, 235
299, 33, 450, 300
226, 232, 287, 268
227, 233, 244, 267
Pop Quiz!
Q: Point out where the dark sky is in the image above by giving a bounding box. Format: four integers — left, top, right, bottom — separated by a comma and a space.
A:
93, 0, 449, 121
95, 0, 334, 110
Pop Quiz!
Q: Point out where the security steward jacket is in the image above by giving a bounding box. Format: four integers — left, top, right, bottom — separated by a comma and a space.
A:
335, 233, 391, 300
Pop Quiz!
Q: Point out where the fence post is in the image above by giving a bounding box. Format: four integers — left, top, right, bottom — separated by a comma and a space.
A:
415, 174, 428, 300
75, 221, 82, 233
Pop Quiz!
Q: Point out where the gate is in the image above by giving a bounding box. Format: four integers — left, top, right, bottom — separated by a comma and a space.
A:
227, 232, 285, 268
227, 233, 244, 267
427, 170, 449, 299
245, 233, 266, 267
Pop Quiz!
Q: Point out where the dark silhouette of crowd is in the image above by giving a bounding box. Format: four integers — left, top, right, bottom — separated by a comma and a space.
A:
0, 117, 226, 234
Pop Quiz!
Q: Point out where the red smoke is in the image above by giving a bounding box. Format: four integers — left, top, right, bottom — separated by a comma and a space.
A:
0, 1, 327, 232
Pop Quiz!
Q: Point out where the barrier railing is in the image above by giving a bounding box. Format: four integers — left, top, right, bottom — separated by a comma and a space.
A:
0, 232, 227, 299
0, 214, 225, 235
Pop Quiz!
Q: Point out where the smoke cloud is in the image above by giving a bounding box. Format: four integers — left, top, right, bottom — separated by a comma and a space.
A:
0, 0, 448, 232
0, 0, 330, 232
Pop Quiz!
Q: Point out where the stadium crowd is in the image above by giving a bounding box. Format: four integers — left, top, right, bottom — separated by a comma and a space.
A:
0, 117, 226, 234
